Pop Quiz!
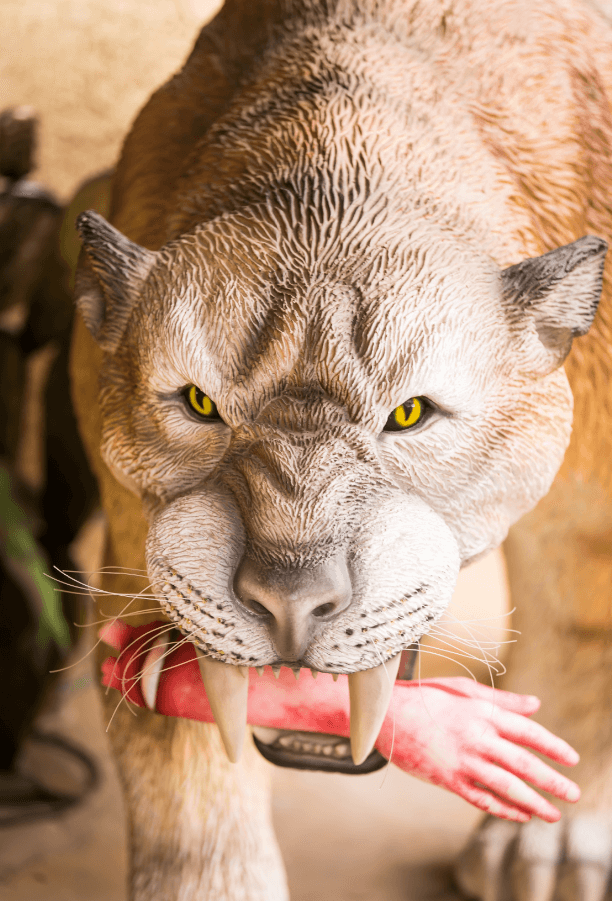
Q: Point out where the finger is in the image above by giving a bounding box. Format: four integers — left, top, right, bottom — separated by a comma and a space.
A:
456, 778, 531, 822
484, 740, 580, 803
512, 860, 558, 901
471, 687, 540, 715
493, 711, 580, 766
99, 619, 132, 650
462, 761, 562, 822
417, 678, 541, 714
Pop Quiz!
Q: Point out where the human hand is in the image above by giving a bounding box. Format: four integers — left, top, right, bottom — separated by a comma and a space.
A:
376, 677, 580, 823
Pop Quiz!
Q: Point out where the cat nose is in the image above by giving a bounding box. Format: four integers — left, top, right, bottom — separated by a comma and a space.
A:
233, 556, 353, 662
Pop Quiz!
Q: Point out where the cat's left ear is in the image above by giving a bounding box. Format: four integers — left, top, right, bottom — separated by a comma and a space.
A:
502, 235, 607, 373
75, 210, 158, 353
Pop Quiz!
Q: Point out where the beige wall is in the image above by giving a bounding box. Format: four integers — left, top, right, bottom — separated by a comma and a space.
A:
0, 0, 222, 201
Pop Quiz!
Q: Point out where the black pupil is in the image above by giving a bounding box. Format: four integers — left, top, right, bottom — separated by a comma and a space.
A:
384, 397, 423, 432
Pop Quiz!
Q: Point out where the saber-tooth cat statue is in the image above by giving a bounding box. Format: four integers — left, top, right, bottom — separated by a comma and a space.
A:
70, 0, 612, 898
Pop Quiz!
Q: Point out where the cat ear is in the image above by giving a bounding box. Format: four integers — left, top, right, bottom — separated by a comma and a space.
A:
75, 210, 158, 352
502, 235, 607, 373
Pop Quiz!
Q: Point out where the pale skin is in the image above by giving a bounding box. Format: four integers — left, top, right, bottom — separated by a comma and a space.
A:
100, 619, 580, 825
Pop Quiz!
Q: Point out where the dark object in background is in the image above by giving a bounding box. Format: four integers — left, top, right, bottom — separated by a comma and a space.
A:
0, 107, 99, 817
0, 107, 38, 181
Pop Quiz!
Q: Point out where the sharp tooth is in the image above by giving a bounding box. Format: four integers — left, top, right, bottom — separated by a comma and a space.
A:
310, 668, 318, 679
256, 667, 264, 677
272, 665, 281, 678
195, 648, 249, 764
348, 654, 402, 765
141, 633, 173, 711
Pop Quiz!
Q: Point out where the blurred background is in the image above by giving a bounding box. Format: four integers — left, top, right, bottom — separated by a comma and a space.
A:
0, 2, 514, 898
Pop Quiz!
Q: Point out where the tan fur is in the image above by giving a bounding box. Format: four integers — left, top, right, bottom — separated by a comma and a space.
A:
70, 0, 612, 897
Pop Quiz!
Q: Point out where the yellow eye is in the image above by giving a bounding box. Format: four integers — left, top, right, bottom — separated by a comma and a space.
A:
384, 397, 427, 432
185, 385, 221, 420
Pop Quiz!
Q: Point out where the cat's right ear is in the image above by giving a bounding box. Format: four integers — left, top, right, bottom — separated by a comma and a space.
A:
75, 210, 158, 353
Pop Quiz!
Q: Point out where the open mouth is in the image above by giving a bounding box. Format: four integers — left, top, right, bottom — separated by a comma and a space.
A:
140, 618, 419, 773
251, 646, 418, 774
251, 726, 387, 773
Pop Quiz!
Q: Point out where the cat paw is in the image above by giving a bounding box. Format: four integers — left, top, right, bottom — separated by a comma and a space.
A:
455, 813, 612, 901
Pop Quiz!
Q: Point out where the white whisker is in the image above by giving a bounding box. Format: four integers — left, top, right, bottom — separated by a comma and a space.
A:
416, 646, 480, 680
80, 608, 166, 628
48, 566, 158, 600
422, 639, 504, 673
414, 645, 484, 733
425, 634, 505, 667
60, 566, 150, 577
131, 632, 196, 694
106, 624, 191, 732
110, 622, 177, 698
428, 626, 515, 649
50, 581, 162, 674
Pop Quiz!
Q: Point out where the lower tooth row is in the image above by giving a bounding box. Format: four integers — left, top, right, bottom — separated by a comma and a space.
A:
277, 735, 351, 758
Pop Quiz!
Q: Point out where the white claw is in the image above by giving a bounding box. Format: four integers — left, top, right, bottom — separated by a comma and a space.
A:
512, 861, 557, 901
256, 667, 264, 677
332, 673, 339, 682
512, 818, 562, 901
195, 649, 249, 764
310, 668, 318, 679
348, 654, 402, 765
272, 665, 281, 678
559, 863, 611, 901
141, 633, 173, 711
292, 668, 300, 680
455, 817, 519, 901
559, 816, 612, 901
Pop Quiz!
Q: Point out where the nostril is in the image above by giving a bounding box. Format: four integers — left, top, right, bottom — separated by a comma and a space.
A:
245, 599, 271, 617
234, 554, 353, 645
312, 602, 336, 618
